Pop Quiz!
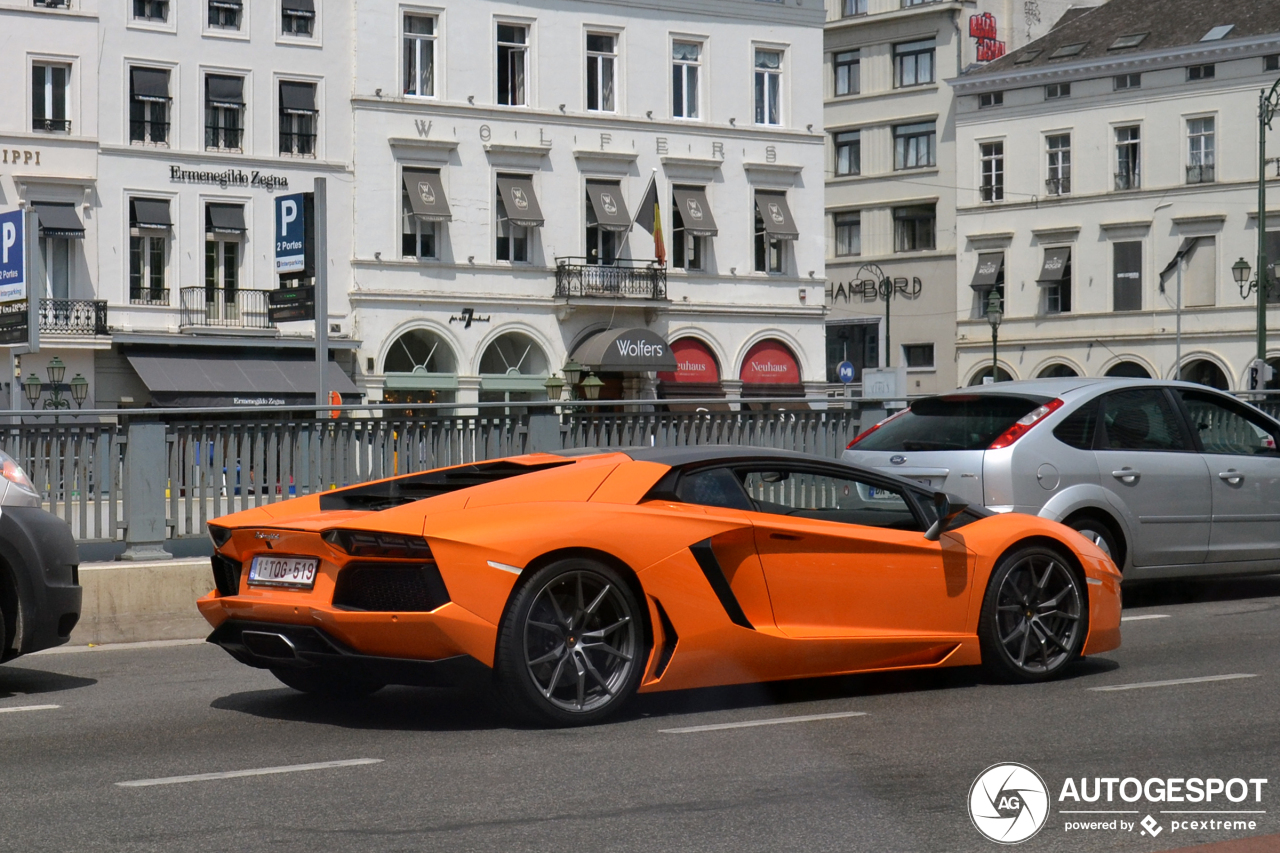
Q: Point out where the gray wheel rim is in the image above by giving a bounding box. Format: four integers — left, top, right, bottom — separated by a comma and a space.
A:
523, 571, 637, 713
1076, 527, 1112, 559
995, 555, 1083, 674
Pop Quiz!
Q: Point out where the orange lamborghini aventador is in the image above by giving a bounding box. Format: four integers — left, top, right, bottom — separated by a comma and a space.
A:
199, 447, 1121, 725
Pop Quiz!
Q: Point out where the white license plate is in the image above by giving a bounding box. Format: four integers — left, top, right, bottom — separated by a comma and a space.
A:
248, 555, 319, 588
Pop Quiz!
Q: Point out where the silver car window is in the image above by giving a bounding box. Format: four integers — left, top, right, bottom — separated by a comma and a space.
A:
1098, 389, 1191, 451
1177, 391, 1280, 457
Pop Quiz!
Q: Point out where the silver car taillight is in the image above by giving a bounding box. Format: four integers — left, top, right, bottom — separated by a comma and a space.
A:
988, 399, 1064, 449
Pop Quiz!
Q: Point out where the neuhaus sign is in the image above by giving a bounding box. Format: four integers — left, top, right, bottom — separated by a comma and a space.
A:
169, 166, 289, 191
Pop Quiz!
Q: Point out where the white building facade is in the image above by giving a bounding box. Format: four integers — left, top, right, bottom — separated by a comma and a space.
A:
951, 1, 1280, 390
350, 0, 827, 407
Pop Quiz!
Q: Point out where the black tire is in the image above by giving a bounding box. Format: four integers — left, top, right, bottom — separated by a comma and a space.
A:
978, 545, 1088, 683
269, 667, 384, 697
495, 558, 644, 727
1067, 516, 1120, 567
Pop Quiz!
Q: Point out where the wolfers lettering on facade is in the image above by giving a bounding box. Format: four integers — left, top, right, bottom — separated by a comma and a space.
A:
616, 339, 664, 359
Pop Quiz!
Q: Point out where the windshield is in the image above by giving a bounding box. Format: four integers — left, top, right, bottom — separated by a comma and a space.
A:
854, 394, 1048, 452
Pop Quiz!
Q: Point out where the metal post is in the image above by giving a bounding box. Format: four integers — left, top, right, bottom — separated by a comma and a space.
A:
992, 324, 998, 378
1176, 256, 1183, 379
1260, 87, 1270, 366
883, 278, 892, 368
118, 418, 172, 560
314, 177, 329, 414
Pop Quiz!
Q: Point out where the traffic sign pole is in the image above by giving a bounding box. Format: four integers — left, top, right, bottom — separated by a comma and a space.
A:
314, 177, 328, 416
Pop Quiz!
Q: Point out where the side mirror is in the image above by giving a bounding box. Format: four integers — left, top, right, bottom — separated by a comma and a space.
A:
924, 492, 970, 541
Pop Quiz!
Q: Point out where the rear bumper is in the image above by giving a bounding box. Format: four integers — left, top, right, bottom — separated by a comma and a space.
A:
207, 619, 491, 688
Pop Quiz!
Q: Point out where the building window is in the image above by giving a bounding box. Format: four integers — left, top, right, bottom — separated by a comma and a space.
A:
32, 63, 70, 133
497, 24, 528, 107
894, 39, 934, 88
1267, 55, 1280, 72
1113, 241, 1142, 312
842, 0, 867, 15
754, 207, 784, 273
496, 182, 529, 263
1115, 73, 1140, 90
129, 67, 170, 146
279, 81, 317, 156
833, 212, 860, 257
1041, 249, 1072, 314
754, 49, 782, 126
834, 50, 859, 96
980, 141, 1004, 202
204, 207, 242, 318
585, 188, 617, 266
901, 0, 941, 6
208, 0, 241, 29
1045, 82, 1071, 100
903, 344, 934, 368
894, 122, 935, 170
1187, 117, 1215, 183
671, 192, 703, 271
205, 74, 244, 151
893, 205, 935, 253
672, 41, 701, 119
403, 14, 436, 97
979, 91, 1002, 108
586, 33, 617, 113
402, 190, 437, 260
1187, 64, 1215, 81
281, 0, 314, 37
133, 0, 168, 21
1046, 133, 1071, 195
129, 201, 169, 305
40, 234, 71, 300
1115, 125, 1140, 190
834, 131, 860, 176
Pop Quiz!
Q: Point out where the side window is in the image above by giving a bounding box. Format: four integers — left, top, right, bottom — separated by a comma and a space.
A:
740, 468, 922, 531
1098, 390, 1190, 451
1053, 401, 1098, 450
1177, 391, 1280, 456
675, 468, 754, 512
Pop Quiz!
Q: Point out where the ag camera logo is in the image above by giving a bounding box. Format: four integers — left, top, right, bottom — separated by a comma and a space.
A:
969, 763, 1050, 844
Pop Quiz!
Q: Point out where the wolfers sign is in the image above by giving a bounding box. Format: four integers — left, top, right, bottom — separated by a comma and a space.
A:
572, 328, 678, 373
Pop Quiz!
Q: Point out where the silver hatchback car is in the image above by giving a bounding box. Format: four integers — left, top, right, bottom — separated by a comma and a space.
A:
843, 378, 1280, 580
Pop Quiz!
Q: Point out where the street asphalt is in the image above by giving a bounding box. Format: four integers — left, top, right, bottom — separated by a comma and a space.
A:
1, 576, 1277, 853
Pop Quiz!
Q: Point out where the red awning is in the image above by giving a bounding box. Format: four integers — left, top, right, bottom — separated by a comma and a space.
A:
658, 338, 720, 384
739, 340, 800, 385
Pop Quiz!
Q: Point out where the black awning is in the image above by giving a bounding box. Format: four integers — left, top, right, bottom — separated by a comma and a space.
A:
126, 354, 358, 408
205, 203, 246, 235
496, 175, 544, 228
1036, 247, 1072, 284
402, 168, 451, 222
32, 203, 84, 238
970, 252, 1004, 289
206, 74, 244, 107
571, 328, 678, 373
673, 186, 718, 237
755, 191, 799, 241
586, 182, 632, 233
209, 0, 242, 8
1159, 237, 1202, 278
279, 81, 316, 113
130, 67, 170, 102
281, 0, 315, 14
130, 198, 172, 230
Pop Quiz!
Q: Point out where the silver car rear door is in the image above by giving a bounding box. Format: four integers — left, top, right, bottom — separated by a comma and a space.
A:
1093, 388, 1211, 568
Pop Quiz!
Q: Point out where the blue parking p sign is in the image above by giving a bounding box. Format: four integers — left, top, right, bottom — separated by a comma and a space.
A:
275, 193, 306, 275
837, 360, 856, 384
0, 210, 24, 304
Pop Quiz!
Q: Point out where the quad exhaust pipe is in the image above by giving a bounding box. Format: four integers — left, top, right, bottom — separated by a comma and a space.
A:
241, 631, 299, 661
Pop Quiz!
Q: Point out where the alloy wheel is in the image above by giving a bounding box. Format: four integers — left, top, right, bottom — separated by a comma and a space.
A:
522, 570, 638, 714
993, 554, 1083, 674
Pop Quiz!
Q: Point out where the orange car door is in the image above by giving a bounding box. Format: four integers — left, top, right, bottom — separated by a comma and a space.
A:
740, 467, 973, 639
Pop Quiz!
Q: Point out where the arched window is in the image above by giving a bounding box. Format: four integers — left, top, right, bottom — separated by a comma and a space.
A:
968, 366, 1013, 385
1179, 359, 1228, 391
1037, 363, 1079, 379
383, 328, 458, 405
1104, 361, 1150, 379
479, 332, 550, 405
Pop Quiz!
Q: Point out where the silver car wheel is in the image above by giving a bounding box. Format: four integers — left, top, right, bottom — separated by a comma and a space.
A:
1075, 527, 1112, 560
994, 554, 1083, 675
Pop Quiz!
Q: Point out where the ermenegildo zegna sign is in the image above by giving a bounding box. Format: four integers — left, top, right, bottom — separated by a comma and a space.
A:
169, 166, 289, 190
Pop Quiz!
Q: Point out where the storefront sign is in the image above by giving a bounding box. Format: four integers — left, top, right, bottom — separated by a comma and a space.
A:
740, 340, 800, 385
2, 149, 41, 167
170, 166, 289, 190
0, 210, 25, 304
658, 339, 719, 384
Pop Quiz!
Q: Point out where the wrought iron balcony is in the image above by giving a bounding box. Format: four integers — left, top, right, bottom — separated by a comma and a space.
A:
1114, 169, 1141, 191
1187, 163, 1216, 184
39, 299, 108, 336
179, 287, 274, 329
554, 257, 667, 300
129, 287, 170, 306
32, 118, 71, 133
1045, 176, 1071, 196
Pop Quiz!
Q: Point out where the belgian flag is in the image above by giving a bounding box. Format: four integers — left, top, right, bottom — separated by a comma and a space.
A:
633, 171, 666, 266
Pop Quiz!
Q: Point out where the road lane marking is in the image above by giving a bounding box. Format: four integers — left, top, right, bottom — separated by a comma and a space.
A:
1060, 811, 1139, 814
34, 638, 207, 656
1121, 614, 1171, 622
0, 704, 59, 714
1088, 674, 1257, 692
116, 758, 383, 788
1162, 811, 1267, 814
660, 711, 867, 734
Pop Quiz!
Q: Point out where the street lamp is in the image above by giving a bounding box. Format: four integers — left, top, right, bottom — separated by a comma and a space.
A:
579, 372, 604, 401
543, 374, 565, 402
1252, 77, 1280, 385
986, 289, 1003, 382
70, 374, 89, 408
562, 359, 584, 389
22, 374, 41, 409
43, 357, 70, 410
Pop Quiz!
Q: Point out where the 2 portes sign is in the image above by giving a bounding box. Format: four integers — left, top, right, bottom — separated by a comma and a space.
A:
0, 210, 29, 346
272, 193, 315, 323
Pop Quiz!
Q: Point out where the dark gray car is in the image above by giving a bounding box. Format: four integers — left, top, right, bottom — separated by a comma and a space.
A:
843, 378, 1280, 580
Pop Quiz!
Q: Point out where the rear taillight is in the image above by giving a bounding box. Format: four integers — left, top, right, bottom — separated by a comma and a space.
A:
988, 399, 1064, 449
846, 407, 911, 449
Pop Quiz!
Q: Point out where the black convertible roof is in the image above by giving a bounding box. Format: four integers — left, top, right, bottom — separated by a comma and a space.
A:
556, 445, 848, 468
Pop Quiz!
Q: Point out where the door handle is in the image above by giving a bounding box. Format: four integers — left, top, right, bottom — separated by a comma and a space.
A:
769, 532, 803, 541
1111, 468, 1141, 484
1218, 469, 1245, 485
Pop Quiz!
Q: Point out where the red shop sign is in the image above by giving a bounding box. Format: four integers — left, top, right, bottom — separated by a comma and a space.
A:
658, 338, 720, 384
740, 340, 800, 385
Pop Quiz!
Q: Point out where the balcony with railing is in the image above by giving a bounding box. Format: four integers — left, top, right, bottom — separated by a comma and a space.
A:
32, 118, 71, 133
129, 287, 170, 306
1045, 176, 1071, 196
1187, 162, 1216, 184
1114, 169, 1140, 191
554, 258, 667, 300
179, 288, 273, 330
40, 299, 108, 336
